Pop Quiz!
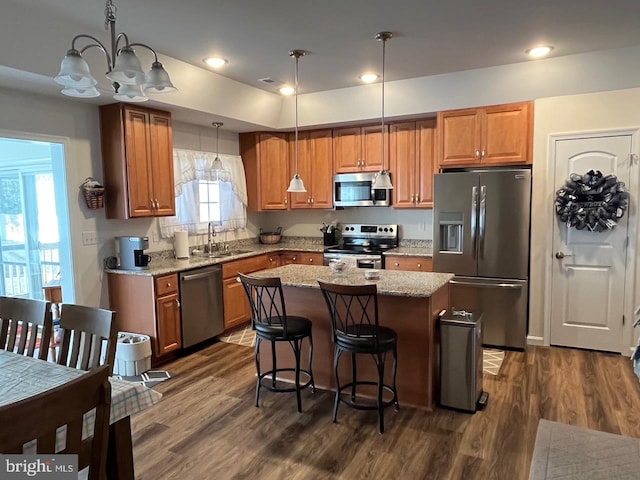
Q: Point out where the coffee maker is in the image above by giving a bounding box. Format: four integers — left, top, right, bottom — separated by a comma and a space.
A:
117, 236, 151, 270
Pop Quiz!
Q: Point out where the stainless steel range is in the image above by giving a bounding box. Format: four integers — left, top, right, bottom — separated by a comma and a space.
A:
323, 224, 398, 269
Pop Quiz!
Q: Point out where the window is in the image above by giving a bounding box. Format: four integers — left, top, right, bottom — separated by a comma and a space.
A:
198, 180, 221, 223
159, 149, 248, 238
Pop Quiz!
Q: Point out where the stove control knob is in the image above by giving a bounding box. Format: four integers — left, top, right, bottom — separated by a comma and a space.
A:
379, 228, 383, 232
389, 228, 394, 232
384, 228, 388, 232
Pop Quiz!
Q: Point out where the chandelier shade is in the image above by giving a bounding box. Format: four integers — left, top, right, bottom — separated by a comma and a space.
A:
55, 1, 176, 102
55, 50, 98, 88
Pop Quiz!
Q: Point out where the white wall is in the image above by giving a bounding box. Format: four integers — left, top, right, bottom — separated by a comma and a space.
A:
530, 87, 640, 349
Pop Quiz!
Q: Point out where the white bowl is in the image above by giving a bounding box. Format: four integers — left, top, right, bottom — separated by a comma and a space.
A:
364, 269, 380, 280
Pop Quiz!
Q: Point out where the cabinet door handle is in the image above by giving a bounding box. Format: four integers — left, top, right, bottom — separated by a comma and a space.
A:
417, 263, 422, 268
481, 149, 486, 160
309, 258, 313, 262
415, 194, 419, 204
411, 194, 415, 203
310, 198, 314, 204
475, 150, 480, 160
284, 197, 288, 205
167, 282, 171, 287
292, 256, 297, 261
175, 299, 180, 308
395, 263, 400, 267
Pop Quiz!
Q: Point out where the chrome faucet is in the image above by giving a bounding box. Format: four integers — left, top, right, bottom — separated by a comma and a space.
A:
207, 222, 216, 252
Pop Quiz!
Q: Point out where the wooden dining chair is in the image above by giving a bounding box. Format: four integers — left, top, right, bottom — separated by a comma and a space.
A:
0, 365, 111, 480
57, 304, 117, 375
0, 296, 52, 360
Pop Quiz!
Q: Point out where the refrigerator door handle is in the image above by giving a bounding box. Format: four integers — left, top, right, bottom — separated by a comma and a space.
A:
479, 185, 487, 259
449, 279, 523, 289
471, 186, 478, 259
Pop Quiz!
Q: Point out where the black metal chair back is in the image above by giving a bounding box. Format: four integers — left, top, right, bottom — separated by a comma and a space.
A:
239, 274, 290, 337
318, 281, 380, 351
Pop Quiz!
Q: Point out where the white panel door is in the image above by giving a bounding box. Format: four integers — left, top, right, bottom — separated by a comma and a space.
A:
550, 135, 631, 352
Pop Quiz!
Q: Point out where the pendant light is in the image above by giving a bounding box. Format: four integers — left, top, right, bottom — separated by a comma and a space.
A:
371, 32, 394, 190
211, 122, 229, 182
287, 50, 307, 193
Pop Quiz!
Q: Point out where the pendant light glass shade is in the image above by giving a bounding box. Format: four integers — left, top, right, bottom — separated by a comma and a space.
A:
144, 61, 177, 93
113, 83, 147, 102
286, 50, 307, 193
106, 46, 145, 85
211, 122, 229, 181
61, 86, 101, 98
55, 49, 98, 88
287, 174, 306, 193
372, 32, 393, 190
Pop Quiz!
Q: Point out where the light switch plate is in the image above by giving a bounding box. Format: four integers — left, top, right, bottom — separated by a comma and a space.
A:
82, 231, 98, 245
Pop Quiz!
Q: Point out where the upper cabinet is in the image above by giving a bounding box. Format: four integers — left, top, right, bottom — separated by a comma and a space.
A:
390, 119, 436, 209
241, 132, 290, 211
437, 101, 533, 168
288, 129, 333, 209
100, 103, 175, 219
333, 125, 388, 173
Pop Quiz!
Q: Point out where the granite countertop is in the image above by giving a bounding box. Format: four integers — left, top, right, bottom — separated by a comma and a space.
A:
249, 264, 453, 298
105, 241, 326, 277
384, 247, 433, 257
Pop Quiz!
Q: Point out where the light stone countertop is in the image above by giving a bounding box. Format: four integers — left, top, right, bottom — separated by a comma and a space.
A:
105, 242, 326, 277
384, 246, 433, 257
249, 264, 453, 298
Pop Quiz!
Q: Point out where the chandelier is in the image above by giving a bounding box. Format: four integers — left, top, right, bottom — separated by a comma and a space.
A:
54, 0, 176, 102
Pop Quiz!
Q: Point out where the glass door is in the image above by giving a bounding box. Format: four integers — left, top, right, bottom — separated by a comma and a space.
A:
0, 137, 73, 300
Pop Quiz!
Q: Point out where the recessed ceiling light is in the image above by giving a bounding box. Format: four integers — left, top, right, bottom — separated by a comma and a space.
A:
526, 46, 554, 59
204, 57, 228, 68
279, 86, 295, 96
359, 73, 379, 83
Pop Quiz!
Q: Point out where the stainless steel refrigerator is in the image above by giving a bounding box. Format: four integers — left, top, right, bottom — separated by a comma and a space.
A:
433, 169, 531, 349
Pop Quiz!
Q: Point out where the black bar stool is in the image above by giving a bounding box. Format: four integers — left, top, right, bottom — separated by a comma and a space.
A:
239, 273, 315, 412
318, 281, 399, 433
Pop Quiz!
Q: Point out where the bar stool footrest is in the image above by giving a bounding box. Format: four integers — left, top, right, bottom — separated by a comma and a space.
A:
258, 368, 314, 393
337, 381, 397, 411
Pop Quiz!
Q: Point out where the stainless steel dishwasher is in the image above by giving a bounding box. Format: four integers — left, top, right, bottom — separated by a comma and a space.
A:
179, 265, 224, 348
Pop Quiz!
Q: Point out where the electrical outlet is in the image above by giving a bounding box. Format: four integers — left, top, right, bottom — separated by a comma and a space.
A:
82, 230, 98, 245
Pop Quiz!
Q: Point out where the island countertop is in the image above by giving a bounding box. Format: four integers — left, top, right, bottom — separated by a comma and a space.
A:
248, 264, 453, 298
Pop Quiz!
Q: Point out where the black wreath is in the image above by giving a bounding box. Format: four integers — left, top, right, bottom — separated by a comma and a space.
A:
555, 170, 628, 232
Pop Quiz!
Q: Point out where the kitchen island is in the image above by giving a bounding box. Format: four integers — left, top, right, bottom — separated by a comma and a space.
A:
248, 264, 453, 410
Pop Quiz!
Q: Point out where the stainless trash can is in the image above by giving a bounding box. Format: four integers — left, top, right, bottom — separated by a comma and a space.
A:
439, 309, 488, 412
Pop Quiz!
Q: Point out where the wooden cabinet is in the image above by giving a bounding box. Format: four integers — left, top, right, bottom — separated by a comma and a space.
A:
279, 251, 323, 266
437, 102, 533, 168
154, 275, 181, 355
100, 103, 175, 219
390, 120, 436, 208
241, 132, 290, 211
222, 255, 269, 329
333, 125, 388, 173
107, 272, 181, 364
289, 130, 334, 209
385, 256, 433, 272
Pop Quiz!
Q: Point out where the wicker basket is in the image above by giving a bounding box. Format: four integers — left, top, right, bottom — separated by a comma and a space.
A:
82, 178, 105, 209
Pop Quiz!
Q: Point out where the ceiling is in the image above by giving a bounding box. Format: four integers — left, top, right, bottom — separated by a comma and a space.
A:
7, 0, 640, 95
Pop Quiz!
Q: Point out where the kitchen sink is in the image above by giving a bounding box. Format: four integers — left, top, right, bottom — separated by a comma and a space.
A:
191, 249, 253, 258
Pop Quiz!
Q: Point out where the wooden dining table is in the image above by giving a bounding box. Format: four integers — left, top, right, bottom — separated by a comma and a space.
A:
0, 350, 162, 479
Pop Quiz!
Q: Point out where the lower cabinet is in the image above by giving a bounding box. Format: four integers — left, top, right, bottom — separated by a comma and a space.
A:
107, 272, 182, 365
385, 255, 433, 272
222, 254, 269, 330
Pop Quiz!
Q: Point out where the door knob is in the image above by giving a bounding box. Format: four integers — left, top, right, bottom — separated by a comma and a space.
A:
555, 251, 573, 259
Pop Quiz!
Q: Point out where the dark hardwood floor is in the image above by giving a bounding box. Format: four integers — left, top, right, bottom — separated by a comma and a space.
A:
131, 342, 640, 479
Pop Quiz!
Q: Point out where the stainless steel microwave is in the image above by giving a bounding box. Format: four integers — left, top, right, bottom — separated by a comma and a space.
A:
334, 172, 392, 207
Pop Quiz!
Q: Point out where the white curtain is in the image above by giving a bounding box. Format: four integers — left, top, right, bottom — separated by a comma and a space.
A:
159, 148, 248, 238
